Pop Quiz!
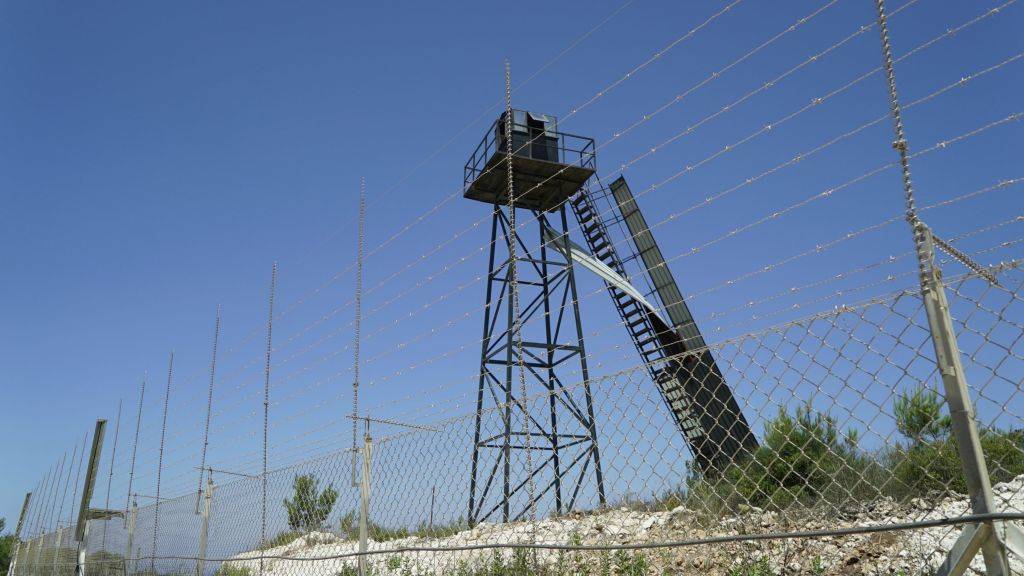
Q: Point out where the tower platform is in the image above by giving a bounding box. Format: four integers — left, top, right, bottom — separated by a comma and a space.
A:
463, 109, 595, 212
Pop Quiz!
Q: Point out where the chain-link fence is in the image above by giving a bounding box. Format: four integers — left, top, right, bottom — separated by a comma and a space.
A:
10, 260, 1023, 575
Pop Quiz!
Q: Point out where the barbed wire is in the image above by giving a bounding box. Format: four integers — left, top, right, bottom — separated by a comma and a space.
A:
360, 112, 1015, 397
290, 0, 638, 269
102, 1, 956, 461
357, 227, 1022, 432
357, 3, 1009, 350
357, 112, 1020, 384
18, 8, 1024, 569
357, 0, 866, 327
189, 208, 1021, 471
18, 257, 1024, 573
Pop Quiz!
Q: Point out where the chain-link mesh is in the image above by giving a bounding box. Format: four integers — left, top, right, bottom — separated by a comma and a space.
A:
12, 261, 1023, 575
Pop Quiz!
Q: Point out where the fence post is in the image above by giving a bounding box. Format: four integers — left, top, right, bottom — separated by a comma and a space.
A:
122, 500, 136, 576
34, 532, 45, 575
920, 227, 1022, 575
7, 492, 32, 576
50, 529, 63, 576
357, 431, 372, 576
194, 477, 215, 576
429, 485, 435, 533
23, 538, 35, 576
75, 523, 88, 576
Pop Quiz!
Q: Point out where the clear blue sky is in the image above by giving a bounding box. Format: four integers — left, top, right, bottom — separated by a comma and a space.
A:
2, 0, 1022, 531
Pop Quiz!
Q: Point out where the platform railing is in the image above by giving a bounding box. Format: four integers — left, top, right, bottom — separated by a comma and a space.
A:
463, 113, 596, 193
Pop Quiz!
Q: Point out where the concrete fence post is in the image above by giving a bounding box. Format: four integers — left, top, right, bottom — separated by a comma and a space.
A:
357, 432, 372, 576
194, 478, 215, 576
920, 227, 1023, 575
7, 492, 32, 576
123, 501, 136, 576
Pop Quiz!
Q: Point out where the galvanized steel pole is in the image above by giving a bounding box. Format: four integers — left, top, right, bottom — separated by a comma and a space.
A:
357, 426, 372, 576
194, 477, 215, 576
6, 492, 32, 576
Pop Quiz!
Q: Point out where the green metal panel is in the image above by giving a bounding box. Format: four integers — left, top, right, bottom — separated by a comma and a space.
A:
75, 420, 106, 542
609, 177, 705, 348
606, 176, 757, 471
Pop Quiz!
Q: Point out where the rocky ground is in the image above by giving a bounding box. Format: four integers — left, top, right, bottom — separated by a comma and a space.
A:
224, 474, 1024, 575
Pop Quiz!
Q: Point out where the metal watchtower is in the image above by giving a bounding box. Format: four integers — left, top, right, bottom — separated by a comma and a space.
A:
465, 109, 606, 524
464, 108, 758, 525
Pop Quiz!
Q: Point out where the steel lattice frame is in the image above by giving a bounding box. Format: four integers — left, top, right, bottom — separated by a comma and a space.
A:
468, 204, 606, 525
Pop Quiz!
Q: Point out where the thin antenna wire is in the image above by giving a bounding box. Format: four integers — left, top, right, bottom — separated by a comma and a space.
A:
352, 178, 365, 488
44, 451, 67, 534
125, 373, 146, 522
33, 461, 52, 538
873, 0, 1000, 285
873, 0, 927, 283
68, 432, 87, 529
29, 464, 52, 539
293, 0, 636, 269
23, 478, 42, 540
503, 60, 537, 529
101, 399, 122, 549
55, 442, 78, 531
197, 305, 221, 513
152, 352, 173, 575
30, 462, 50, 539
261, 262, 278, 576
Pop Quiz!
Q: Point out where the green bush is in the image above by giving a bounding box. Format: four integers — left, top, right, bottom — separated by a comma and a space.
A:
893, 386, 951, 441
339, 511, 410, 543
889, 428, 1024, 496
726, 558, 774, 576
214, 565, 251, 576
0, 519, 11, 576
612, 550, 648, 575
257, 530, 304, 551
888, 385, 1024, 497
83, 551, 126, 576
284, 474, 338, 532
410, 518, 468, 539
689, 402, 876, 512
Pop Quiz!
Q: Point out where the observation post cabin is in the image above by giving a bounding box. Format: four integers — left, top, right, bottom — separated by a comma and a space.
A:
463, 109, 596, 211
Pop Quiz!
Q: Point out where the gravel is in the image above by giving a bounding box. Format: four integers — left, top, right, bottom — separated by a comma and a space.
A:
224, 474, 1024, 575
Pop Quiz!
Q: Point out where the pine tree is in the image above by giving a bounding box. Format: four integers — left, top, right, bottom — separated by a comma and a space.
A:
283, 475, 338, 532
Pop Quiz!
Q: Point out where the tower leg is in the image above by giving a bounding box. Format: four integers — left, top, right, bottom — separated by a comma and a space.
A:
468, 207, 501, 526
539, 214, 563, 516
468, 205, 605, 524
559, 207, 606, 507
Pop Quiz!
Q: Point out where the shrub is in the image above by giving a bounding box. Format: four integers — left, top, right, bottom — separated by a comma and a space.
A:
410, 518, 468, 539
888, 385, 1024, 497
889, 428, 1024, 496
283, 474, 338, 532
727, 558, 774, 576
339, 510, 410, 543
214, 565, 251, 576
893, 386, 951, 442
612, 550, 649, 575
688, 402, 876, 512
257, 530, 304, 551
0, 519, 13, 576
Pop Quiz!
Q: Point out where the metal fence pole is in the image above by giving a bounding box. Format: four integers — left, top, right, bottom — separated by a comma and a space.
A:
194, 478, 215, 576
357, 431, 372, 576
50, 529, 62, 576
74, 523, 88, 576
920, 227, 1021, 575
123, 501, 136, 576
23, 538, 34, 576
429, 485, 435, 533
7, 492, 32, 576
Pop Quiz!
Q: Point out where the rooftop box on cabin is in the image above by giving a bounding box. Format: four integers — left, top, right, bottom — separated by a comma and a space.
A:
463, 109, 596, 212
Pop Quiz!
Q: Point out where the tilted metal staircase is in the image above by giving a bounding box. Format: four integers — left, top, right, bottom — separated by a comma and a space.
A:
569, 177, 757, 472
